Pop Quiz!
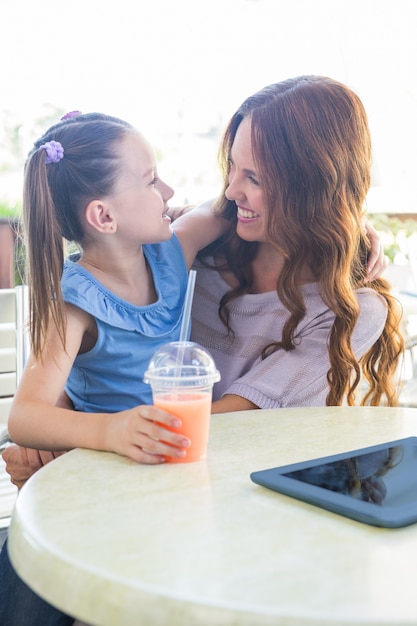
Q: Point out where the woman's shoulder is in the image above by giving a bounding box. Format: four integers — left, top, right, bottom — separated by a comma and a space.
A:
302, 283, 388, 315
355, 287, 388, 318
295, 284, 389, 336
351, 288, 389, 352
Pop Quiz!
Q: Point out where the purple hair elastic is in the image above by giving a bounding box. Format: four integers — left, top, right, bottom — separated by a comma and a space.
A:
40, 140, 64, 164
60, 110, 82, 120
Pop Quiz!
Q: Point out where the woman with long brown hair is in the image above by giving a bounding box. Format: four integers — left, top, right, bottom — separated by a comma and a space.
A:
194, 75, 403, 410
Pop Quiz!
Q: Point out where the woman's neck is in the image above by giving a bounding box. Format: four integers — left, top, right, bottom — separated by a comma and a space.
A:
216, 242, 284, 293
247, 244, 285, 293
217, 242, 315, 294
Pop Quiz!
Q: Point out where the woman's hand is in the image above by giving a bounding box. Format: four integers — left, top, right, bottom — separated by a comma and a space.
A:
363, 216, 388, 282
103, 404, 191, 464
2, 445, 67, 490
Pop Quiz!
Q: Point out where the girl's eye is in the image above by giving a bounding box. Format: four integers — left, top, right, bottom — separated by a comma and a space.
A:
151, 177, 159, 186
249, 175, 259, 186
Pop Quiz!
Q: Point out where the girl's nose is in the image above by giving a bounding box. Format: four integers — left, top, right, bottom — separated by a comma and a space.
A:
160, 180, 174, 202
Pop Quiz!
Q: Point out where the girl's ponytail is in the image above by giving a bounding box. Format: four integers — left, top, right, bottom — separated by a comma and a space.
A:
23, 148, 66, 359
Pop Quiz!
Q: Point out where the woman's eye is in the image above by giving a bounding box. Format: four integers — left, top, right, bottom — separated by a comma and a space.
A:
249, 175, 259, 186
151, 177, 159, 186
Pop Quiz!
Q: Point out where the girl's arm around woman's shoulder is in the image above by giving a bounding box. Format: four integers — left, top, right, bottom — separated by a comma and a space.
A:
171, 198, 229, 269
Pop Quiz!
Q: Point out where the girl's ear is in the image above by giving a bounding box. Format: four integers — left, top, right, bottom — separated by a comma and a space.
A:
84, 200, 117, 233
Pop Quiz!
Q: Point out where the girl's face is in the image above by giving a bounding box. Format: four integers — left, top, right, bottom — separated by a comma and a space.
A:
225, 117, 267, 243
108, 131, 174, 244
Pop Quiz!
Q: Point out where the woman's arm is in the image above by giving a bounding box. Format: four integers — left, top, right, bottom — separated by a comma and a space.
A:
211, 395, 259, 413
171, 198, 228, 269
2, 446, 66, 490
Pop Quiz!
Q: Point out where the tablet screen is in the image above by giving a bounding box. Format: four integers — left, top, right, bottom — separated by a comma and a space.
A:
250, 437, 417, 527
283, 444, 411, 506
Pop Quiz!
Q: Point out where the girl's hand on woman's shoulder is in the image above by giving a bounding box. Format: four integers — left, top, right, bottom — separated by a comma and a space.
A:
167, 205, 194, 222
362, 216, 388, 282
103, 405, 191, 464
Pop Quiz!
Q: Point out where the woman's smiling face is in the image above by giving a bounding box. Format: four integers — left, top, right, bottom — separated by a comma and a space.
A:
225, 116, 267, 243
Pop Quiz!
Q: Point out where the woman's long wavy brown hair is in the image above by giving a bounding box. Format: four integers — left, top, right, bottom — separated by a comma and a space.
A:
202, 75, 404, 406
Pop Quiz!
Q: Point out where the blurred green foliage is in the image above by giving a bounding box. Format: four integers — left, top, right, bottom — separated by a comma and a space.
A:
370, 213, 417, 264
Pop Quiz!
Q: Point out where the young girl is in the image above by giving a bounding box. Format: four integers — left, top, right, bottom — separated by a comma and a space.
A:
7, 112, 227, 464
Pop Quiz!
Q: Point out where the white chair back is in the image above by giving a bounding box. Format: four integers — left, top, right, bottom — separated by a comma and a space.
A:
0, 287, 27, 524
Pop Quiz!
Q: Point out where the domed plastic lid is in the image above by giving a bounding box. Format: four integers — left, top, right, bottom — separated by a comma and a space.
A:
144, 341, 221, 388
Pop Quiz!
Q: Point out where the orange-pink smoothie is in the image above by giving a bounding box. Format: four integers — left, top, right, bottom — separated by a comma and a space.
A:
154, 391, 211, 462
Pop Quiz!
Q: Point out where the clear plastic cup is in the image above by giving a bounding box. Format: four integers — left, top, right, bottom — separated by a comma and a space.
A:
144, 341, 220, 463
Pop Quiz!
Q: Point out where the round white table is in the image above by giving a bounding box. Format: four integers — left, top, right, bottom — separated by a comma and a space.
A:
8, 406, 417, 625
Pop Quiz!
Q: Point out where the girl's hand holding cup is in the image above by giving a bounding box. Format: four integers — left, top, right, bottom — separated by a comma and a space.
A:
144, 341, 220, 463
104, 404, 191, 464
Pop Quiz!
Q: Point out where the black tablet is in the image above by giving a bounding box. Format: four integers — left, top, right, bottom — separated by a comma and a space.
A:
250, 437, 417, 528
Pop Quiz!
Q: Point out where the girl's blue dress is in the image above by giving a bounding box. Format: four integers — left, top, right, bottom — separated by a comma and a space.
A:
62, 234, 188, 412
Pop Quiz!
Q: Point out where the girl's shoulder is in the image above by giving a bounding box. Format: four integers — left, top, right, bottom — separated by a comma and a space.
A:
61, 237, 188, 334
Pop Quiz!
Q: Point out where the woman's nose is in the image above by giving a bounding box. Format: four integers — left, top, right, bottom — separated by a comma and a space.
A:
225, 174, 242, 202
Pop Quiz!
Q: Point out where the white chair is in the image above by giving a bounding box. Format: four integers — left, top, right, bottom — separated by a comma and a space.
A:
388, 286, 417, 407
0, 289, 17, 407
0, 286, 28, 527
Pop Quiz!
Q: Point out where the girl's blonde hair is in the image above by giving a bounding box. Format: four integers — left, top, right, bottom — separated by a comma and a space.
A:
205, 75, 404, 406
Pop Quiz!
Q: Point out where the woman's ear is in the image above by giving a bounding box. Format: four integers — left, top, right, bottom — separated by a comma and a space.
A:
84, 200, 117, 233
